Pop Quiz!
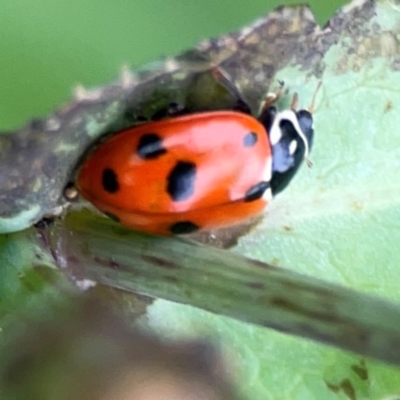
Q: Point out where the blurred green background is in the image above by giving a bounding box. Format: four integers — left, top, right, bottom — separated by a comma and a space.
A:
0, 0, 347, 130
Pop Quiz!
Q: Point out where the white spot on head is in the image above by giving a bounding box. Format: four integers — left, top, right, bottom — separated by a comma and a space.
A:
289, 140, 297, 155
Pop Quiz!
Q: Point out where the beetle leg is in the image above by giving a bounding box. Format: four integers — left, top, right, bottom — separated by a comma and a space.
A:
259, 80, 285, 112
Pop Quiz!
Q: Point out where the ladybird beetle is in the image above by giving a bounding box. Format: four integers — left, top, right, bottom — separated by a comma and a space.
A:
72, 74, 320, 235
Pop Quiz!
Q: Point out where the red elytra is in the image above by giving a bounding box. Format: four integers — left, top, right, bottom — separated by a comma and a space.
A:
76, 111, 273, 235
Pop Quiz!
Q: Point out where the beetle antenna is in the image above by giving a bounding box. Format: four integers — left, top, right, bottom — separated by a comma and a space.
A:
307, 81, 322, 114
290, 92, 299, 111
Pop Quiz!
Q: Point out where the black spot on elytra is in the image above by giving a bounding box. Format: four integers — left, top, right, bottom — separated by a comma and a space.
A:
104, 212, 120, 223
167, 161, 197, 201
244, 181, 270, 202
102, 168, 119, 193
170, 221, 199, 234
137, 133, 167, 159
243, 132, 258, 147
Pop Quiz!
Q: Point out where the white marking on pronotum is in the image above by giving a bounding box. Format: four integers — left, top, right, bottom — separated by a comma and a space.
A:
268, 110, 310, 161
